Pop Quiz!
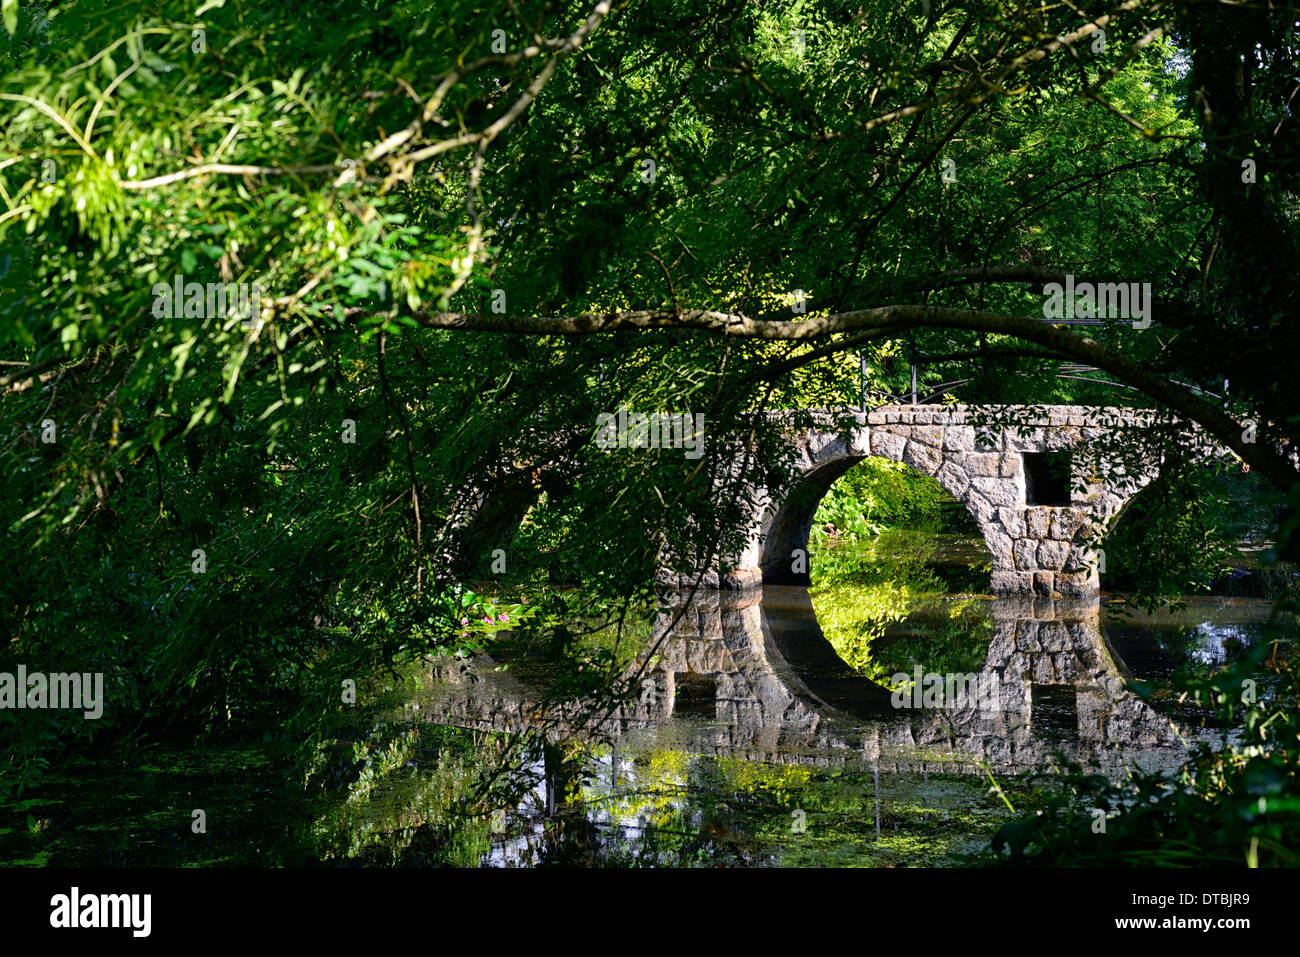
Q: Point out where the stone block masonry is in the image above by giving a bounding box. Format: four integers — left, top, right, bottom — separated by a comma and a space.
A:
689, 404, 1221, 598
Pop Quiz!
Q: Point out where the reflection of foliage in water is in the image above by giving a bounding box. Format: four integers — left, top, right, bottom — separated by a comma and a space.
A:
630, 757, 1031, 867
0, 719, 1027, 867
537, 748, 1030, 867
297, 709, 1036, 867
1152, 622, 1254, 687
1103, 610, 1274, 730
486, 598, 655, 707
810, 529, 992, 685
0, 744, 294, 867
301, 722, 501, 866
874, 605, 994, 687
294, 603, 670, 867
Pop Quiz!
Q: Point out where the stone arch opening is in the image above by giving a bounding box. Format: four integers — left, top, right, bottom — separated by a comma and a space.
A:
1023, 451, 1073, 506
761, 454, 866, 585
759, 451, 993, 589
1096, 461, 1279, 593
789, 456, 996, 684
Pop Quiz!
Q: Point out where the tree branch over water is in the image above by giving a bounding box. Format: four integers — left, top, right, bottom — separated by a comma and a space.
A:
379, 302, 1296, 491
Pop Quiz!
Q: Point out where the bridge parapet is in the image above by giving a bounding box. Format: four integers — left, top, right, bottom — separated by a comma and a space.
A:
759, 403, 1163, 429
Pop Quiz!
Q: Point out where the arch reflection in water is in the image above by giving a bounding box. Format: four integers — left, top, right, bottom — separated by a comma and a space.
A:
413, 587, 1197, 778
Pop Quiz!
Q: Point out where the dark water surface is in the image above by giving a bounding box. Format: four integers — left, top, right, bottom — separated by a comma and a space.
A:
1, 535, 1284, 866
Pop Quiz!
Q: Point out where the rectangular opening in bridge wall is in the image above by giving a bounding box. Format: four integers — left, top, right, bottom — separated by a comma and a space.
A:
673, 673, 717, 716
1023, 451, 1072, 506
1030, 684, 1078, 739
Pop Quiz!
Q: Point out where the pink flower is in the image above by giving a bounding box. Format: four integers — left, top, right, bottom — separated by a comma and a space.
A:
498, 613, 509, 622
460, 617, 468, 626
483, 616, 494, 625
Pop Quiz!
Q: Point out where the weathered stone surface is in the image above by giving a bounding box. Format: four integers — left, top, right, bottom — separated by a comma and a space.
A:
1054, 571, 1095, 597
1015, 622, 1041, 652
991, 571, 1034, 594
966, 491, 997, 526
1033, 572, 1054, 596
971, 477, 1018, 507
1039, 621, 1070, 652
871, 430, 907, 461
1095, 489, 1125, 517
903, 440, 942, 474
1062, 545, 1093, 572
1054, 654, 1079, 681
992, 597, 1036, 620
1047, 427, 1082, 450
936, 461, 970, 499
1064, 621, 1093, 644
944, 426, 974, 450
1004, 427, 1047, 450
1013, 539, 1038, 570
807, 433, 846, 459
958, 452, 1000, 476
1025, 507, 1052, 539
721, 568, 763, 589
1036, 540, 1069, 570
1049, 509, 1085, 540
982, 528, 1013, 568
907, 425, 944, 447
997, 507, 1027, 538
986, 628, 1016, 661
1032, 597, 1064, 620
1033, 656, 1060, 683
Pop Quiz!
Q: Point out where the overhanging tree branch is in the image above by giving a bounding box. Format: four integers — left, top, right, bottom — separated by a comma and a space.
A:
368, 301, 1296, 490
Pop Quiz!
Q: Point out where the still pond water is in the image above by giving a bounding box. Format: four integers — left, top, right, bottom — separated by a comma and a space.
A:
0, 533, 1285, 867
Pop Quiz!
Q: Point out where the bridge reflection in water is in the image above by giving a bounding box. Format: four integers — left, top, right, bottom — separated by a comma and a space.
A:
409, 587, 1197, 779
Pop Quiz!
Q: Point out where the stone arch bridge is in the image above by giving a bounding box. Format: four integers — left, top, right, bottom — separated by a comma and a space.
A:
705, 404, 1219, 598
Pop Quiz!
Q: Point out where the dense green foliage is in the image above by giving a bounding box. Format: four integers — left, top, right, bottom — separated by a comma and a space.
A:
811, 458, 978, 543
1102, 462, 1283, 607
1, 0, 1298, 866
